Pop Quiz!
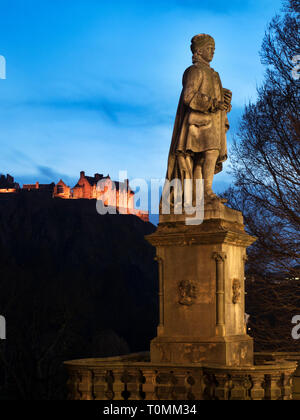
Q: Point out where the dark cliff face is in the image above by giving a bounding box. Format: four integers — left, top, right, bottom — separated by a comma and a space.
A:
0, 192, 158, 399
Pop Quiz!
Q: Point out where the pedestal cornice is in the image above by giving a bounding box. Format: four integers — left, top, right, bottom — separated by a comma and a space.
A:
146, 219, 256, 248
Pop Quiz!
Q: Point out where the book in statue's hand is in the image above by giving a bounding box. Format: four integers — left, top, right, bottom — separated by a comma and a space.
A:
223, 88, 232, 106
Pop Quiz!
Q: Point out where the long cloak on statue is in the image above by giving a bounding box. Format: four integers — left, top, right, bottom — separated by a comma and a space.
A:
166, 59, 230, 183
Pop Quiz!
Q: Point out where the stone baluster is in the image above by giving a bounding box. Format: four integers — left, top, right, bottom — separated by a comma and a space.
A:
142, 369, 157, 400
123, 369, 141, 400
104, 370, 115, 400
137, 369, 147, 400
262, 373, 283, 400
113, 369, 126, 400
242, 375, 253, 400
250, 374, 265, 400
169, 371, 185, 400
155, 371, 175, 400
77, 370, 94, 400
214, 373, 233, 400
185, 370, 204, 400
203, 373, 218, 400
93, 370, 107, 400
229, 374, 248, 400
279, 373, 293, 400
292, 362, 300, 400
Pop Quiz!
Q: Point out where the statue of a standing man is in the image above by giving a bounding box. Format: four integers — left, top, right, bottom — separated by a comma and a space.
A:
166, 34, 232, 205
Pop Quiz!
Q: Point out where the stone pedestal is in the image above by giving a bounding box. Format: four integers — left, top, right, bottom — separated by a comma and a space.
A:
146, 201, 256, 366
64, 201, 298, 400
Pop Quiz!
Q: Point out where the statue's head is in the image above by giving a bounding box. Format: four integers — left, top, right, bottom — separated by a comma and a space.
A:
191, 34, 215, 64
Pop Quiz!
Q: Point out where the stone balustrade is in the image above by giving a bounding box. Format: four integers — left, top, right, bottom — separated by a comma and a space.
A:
64, 352, 297, 401
254, 352, 300, 400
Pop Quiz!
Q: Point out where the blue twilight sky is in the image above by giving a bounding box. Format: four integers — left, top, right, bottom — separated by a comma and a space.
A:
0, 0, 283, 195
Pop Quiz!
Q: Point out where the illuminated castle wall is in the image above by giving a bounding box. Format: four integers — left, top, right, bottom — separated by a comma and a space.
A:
0, 174, 20, 193
0, 172, 149, 222
53, 171, 149, 222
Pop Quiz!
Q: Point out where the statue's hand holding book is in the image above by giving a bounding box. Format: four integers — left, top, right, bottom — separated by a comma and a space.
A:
223, 88, 232, 111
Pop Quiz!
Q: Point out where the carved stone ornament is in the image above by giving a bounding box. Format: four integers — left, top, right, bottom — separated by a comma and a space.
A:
178, 280, 197, 306
232, 279, 241, 304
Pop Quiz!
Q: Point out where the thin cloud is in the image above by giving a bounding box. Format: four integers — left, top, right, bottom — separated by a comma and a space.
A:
16, 96, 173, 128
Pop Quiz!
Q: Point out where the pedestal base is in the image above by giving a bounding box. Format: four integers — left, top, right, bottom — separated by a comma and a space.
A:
151, 335, 253, 366
146, 201, 256, 367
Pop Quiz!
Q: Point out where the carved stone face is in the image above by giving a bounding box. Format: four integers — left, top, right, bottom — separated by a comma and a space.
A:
232, 279, 241, 304
178, 280, 197, 306
199, 43, 215, 63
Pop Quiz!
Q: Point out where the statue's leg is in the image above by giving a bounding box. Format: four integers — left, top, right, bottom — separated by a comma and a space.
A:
193, 153, 204, 179
185, 152, 194, 180
193, 153, 204, 205
203, 149, 219, 199
184, 151, 194, 207
182, 151, 194, 206
171, 152, 190, 211
177, 153, 187, 183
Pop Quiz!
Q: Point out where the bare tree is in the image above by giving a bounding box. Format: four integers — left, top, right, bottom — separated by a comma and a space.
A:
226, 0, 300, 350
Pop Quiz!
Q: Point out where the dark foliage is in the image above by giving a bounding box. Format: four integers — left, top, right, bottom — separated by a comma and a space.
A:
0, 192, 158, 399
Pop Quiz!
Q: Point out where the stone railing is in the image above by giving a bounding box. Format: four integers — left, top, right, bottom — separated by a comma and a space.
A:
254, 352, 300, 400
64, 352, 297, 400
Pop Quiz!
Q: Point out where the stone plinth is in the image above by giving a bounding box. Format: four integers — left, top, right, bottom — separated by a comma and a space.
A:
146, 202, 256, 366
64, 352, 297, 400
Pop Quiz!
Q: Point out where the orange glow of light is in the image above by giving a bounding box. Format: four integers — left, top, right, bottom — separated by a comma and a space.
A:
0, 189, 17, 193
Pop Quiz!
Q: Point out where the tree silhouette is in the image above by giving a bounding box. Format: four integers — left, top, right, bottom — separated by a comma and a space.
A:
226, 0, 300, 351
